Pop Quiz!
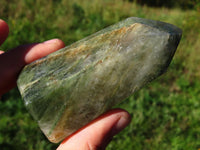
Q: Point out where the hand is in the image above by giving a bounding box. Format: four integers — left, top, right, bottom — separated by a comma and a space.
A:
0, 19, 65, 96
57, 108, 131, 150
0, 19, 131, 150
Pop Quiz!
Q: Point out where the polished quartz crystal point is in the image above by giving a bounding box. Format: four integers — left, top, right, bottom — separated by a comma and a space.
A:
17, 17, 182, 143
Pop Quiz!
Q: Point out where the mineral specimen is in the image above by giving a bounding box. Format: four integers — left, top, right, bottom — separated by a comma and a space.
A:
17, 17, 182, 143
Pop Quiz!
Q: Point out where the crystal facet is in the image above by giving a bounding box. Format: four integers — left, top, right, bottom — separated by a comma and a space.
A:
17, 17, 182, 143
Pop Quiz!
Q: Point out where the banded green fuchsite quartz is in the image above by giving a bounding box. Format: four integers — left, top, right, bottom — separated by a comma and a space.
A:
17, 17, 182, 143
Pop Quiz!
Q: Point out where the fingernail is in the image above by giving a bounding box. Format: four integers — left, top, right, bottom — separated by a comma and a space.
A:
112, 114, 131, 135
43, 39, 59, 44
0, 19, 5, 23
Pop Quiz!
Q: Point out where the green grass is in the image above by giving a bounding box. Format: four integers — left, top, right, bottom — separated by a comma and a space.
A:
0, 0, 200, 149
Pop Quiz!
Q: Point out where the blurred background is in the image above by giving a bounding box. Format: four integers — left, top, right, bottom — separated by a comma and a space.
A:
0, 0, 200, 149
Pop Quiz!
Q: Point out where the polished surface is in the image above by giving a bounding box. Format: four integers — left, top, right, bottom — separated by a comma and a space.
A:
17, 17, 182, 143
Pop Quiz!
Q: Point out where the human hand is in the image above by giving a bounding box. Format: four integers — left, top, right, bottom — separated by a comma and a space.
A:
0, 19, 65, 96
0, 19, 131, 150
57, 108, 131, 150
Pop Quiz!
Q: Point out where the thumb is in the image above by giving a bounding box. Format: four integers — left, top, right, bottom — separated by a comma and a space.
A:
57, 109, 131, 150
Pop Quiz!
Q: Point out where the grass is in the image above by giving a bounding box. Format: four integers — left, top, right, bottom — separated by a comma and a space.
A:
0, 0, 200, 149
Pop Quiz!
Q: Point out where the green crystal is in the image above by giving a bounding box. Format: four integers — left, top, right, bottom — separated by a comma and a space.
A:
17, 17, 182, 143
